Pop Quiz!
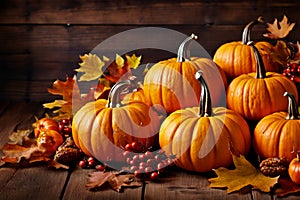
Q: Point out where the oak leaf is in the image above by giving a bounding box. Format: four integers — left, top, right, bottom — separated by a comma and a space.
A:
263, 15, 295, 39
208, 154, 279, 193
86, 171, 142, 192
8, 129, 35, 146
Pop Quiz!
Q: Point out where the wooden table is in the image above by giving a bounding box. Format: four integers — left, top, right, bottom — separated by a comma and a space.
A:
0, 101, 299, 200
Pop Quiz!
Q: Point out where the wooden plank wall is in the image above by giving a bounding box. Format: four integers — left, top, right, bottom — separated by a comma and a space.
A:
0, 0, 300, 102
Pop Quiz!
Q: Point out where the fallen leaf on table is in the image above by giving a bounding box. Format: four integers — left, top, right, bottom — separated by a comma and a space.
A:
86, 171, 142, 192
263, 15, 295, 39
208, 154, 279, 193
275, 177, 300, 197
8, 129, 35, 146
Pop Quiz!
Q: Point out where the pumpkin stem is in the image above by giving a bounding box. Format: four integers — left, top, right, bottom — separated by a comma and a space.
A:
242, 16, 264, 44
247, 41, 267, 79
107, 80, 132, 108
195, 71, 212, 117
284, 92, 299, 120
177, 33, 198, 62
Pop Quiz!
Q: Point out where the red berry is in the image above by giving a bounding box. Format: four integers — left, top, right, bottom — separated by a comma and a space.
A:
134, 169, 142, 178
150, 172, 159, 180
157, 163, 165, 172
95, 164, 105, 171
125, 143, 133, 151
126, 157, 131, 164
130, 165, 138, 172
79, 160, 87, 168
291, 63, 298, 69
139, 162, 147, 168
131, 141, 138, 151
139, 154, 146, 161
145, 166, 154, 174
123, 151, 131, 158
145, 151, 153, 158
88, 160, 96, 167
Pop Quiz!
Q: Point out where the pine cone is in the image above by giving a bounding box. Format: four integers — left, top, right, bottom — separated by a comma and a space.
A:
54, 137, 83, 165
259, 157, 289, 177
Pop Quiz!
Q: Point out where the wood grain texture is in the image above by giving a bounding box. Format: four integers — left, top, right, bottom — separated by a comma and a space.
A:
0, 0, 300, 101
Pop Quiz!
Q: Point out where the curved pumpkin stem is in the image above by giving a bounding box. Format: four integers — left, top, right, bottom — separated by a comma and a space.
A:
107, 80, 132, 108
242, 16, 264, 44
177, 33, 198, 62
247, 41, 267, 79
195, 71, 212, 117
284, 92, 299, 120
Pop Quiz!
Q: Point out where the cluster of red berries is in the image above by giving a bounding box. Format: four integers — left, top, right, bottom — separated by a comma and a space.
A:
123, 143, 175, 181
78, 156, 107, 171
282, 62, 300, 83
58, 119, 72, 138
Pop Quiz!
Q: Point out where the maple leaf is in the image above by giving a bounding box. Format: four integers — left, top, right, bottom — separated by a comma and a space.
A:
126, 54, 142, 69
86, 171, 142, 192
115, 54, 125, 69
44, 75, 95, 118
263, 15, 295, 39
208, 154, 279, 193
75, 53, 105, 82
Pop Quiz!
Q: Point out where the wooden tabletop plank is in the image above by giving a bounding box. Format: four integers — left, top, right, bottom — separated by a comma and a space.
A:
62, 168, 143, 200
144, 168, 253, 200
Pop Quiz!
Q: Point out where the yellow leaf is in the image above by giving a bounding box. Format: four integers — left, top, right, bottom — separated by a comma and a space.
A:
126, 54, 142, 69
208, 154, 279, 193
115, 54, 124, 69
75, 53, 105, 81
43, 100, 67, 109
263, 15, 295, 39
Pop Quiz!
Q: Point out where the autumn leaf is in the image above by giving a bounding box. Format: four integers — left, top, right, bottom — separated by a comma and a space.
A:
8, 129, 35, 146
75, 53, 105, 82
44, 75, 96, 118
208, 154, 279, 193
263, 15, 295, 39
126, 54, 142, 69
86, 171, 142, 192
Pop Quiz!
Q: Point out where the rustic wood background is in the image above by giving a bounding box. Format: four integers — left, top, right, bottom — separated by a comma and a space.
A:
1, 0, 300, 102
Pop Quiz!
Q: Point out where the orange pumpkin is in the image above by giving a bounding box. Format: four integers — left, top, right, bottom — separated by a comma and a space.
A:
37, 130, 63, 154
143, 34, 227, 114
159, 71, 251, 172
227, 41, 298, 121
33, 117, 59, 138
253, 92, 300, 162
289, 155, 300, 184
72, 80, 161, 164
213, 16, 284, 81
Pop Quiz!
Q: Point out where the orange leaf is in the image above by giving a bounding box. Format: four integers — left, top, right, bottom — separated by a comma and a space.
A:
263, 15, 295, 39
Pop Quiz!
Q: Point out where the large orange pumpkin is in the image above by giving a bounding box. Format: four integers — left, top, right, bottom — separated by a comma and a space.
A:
227, 41, 298, 121
253, 92, 300, 162
213, 16, 285, 81
143, 34, 227, 114
159, 71, 251, 172
72, 80, 161, 164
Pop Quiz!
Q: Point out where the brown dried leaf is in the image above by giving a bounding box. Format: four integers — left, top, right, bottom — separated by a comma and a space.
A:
208, 154, 279, 193
8, 129, 35, 146
86, 171, 115, 190
108, 173, 142, 192
275, 177, 300, 197
47, 160, 69, 170
263, 15, 295, 39
86, 171, 142, 192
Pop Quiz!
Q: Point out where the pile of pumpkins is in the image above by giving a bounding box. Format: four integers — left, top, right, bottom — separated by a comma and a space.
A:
72, 17, 300, 173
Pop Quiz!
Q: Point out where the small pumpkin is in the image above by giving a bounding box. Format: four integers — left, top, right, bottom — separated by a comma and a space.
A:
227, 41, 298, 121
253, 92, 300, 162
72, 80, 161, 164
289, 155, 300, 184
159, 70, 251, 172
33, 117, 59, 138
213, 16, 283, 80
37, 130, 63, 154
143, 34, 227, 114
